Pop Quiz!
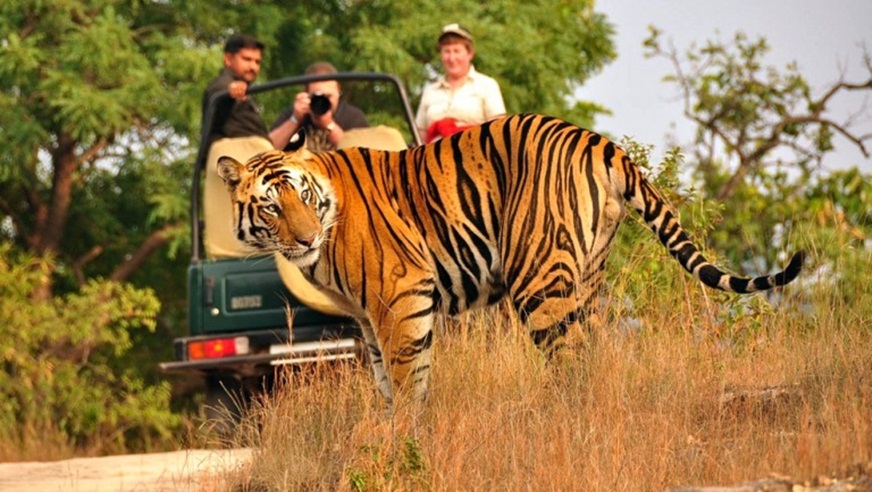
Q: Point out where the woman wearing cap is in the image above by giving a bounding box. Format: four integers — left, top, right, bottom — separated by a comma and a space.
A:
416, 23, 506, 143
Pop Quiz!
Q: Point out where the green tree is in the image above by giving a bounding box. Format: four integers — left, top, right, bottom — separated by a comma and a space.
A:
641, 28, 872, 272
1, 0, 615, 300
0, 0, 236, 456
0, 2, 208, 300
645, 28, 871, 201
0, 245, 178, 457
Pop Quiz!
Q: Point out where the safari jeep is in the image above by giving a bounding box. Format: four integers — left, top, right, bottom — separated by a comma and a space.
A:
159, 72, 422, 421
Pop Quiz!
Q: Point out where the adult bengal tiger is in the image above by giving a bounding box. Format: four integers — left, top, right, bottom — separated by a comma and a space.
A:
216, 113, 804, 406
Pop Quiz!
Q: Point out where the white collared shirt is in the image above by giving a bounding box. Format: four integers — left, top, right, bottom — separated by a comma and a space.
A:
415, 66, 506, 135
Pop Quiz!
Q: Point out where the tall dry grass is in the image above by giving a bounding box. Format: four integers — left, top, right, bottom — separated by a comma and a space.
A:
224, 248, 872, 491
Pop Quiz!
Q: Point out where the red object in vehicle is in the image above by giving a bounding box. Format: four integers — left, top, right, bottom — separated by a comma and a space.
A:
426, 117, 473, 142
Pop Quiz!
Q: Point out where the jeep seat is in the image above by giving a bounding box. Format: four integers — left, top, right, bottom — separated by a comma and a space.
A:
203, 135, 275, 259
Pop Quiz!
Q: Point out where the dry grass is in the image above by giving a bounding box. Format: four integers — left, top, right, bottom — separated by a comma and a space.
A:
225, 271, 872, 491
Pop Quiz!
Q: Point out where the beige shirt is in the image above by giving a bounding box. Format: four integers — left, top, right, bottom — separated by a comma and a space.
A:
415, 66, 506, 135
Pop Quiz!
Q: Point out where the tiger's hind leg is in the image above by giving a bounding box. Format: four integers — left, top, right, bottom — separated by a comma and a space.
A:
528, 306, 592, 352
510, 264, 606, 356
367, 281, 437, 408
373, 309, 435, 406
506, 178, 622, 357
515, 295, 596, 356
358, 318, 394, 405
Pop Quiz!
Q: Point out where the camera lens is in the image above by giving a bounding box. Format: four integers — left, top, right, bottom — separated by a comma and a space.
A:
309, 93, 332, 116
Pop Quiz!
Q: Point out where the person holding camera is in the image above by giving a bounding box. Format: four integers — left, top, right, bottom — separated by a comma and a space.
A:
416, 23, 506, 143
270, 61, 369, 152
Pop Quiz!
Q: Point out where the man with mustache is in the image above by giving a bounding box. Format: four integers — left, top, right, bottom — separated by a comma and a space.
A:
202, 34, 273, 146
201, 34, 278, 257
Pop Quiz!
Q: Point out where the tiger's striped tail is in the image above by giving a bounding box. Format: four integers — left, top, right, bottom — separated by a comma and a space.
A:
619, 157, 804, 294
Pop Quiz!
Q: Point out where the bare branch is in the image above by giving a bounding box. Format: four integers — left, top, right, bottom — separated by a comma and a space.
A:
687, 112, 740, 155
780, 140, 819, 162
812, 78, 872, 119
824, 119, 870, 157
109, 223, 183, 282
717, 162, 754, 201
72, 245, 104, 286
78, 138, 109, 166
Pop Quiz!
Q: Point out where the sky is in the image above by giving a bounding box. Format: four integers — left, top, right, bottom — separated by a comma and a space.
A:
582, 0, 872, 174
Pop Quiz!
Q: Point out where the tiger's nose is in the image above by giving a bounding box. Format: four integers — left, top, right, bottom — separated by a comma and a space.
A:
296, 234, 317, 247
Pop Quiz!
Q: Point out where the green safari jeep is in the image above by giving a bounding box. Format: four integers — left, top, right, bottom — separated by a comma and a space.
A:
159, 72, 422, 423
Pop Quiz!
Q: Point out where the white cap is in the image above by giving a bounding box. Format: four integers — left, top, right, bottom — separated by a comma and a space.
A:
439, 23, 473, 43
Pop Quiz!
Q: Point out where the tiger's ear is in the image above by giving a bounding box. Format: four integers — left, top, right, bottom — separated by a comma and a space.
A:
216, 156, 245, 191
286, 127, 306, 153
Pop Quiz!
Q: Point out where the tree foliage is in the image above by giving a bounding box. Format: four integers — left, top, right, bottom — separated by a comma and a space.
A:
0, 1, 219, 300
640, 27, 872, 273
305, 0, 616, 126
0, 245, 178, 457
0, 0, 615, 300
644, 28, 871, 201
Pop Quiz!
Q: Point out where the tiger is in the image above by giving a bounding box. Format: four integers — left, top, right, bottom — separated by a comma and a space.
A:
216, 113, 804, 407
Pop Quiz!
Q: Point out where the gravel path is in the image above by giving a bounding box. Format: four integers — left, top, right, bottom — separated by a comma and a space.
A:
0, 448, 251, 491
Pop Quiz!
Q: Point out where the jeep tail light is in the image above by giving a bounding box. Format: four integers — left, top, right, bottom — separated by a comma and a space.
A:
188, 337, 250, 360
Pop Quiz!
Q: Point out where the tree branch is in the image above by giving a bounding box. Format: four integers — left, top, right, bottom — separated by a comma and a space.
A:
78, 138, 109, 166
816, 79, 872, 113
37, 131, 79, 257
717, 157, 754, 201
660, 33, 872, 202
109, 223, 183, 282
716, 76, 872, 200
72, 245, 104, 286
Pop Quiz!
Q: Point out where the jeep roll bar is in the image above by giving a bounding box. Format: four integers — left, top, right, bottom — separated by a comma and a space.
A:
192, 72, 422, 261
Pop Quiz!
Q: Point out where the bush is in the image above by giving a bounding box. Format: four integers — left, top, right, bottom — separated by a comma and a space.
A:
0, 245, 181, 459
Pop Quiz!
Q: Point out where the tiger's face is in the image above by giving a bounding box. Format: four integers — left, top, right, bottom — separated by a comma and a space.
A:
216, 150, 336, 267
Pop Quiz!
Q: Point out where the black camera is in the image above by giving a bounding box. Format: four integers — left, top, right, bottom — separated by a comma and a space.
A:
309, 93, 332, 116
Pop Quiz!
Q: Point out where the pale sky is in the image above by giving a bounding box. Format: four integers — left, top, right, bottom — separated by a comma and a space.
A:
582, 0, 872, 174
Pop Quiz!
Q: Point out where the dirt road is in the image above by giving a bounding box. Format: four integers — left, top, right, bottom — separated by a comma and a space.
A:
0, 448, 251, 491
